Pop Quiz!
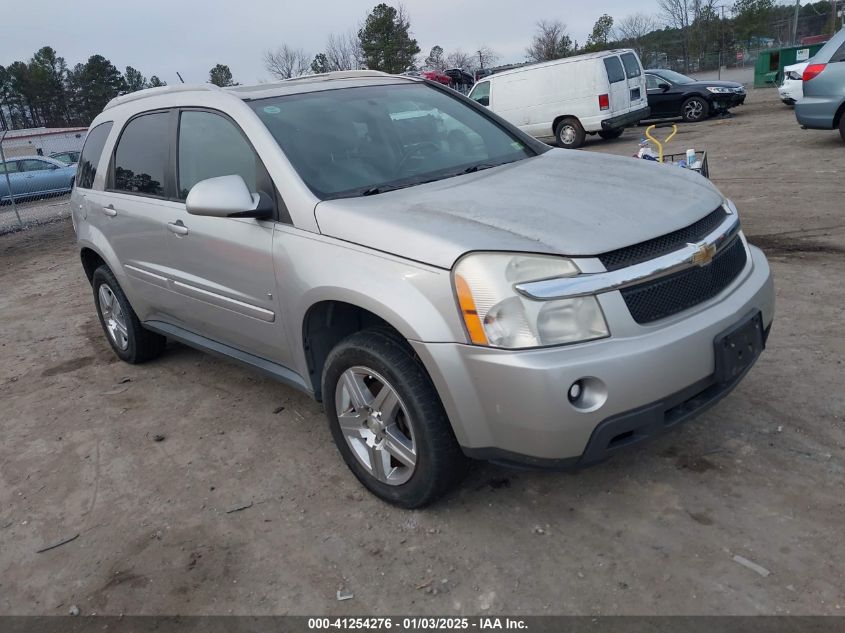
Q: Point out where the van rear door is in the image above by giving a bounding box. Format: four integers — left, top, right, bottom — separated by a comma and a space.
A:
602, 55, 630, 115
620, 51, 647, 112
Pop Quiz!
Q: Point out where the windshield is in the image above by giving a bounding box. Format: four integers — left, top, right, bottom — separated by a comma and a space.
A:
249, 82, 533, 199
655, 70, 695, 84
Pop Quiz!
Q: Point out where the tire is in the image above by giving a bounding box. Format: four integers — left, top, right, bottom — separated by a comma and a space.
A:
555, 117, 586, 149
681, 96, 709, 122
598, 128, 624, 140
839, 115, 845, 143
322, 329, 467, 508
92, 265, 166, 363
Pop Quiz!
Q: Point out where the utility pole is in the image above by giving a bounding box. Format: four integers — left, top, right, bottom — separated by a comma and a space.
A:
477, 50, 484, 70
792, 0, 800, 45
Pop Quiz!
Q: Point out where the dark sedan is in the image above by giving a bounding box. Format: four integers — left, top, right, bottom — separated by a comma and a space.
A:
644, 69, 746, 122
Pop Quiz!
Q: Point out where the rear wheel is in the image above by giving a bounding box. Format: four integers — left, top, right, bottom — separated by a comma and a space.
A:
92, 266, 166, 363
322, 329, 467, 508
555, 117, 586, 149
598, 128, 624, 140
681, 97, 709, 122
839, 114, 845, 143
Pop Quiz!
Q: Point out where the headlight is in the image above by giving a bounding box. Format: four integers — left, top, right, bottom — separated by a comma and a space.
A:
453, 253, 609, 348
707, 86, 733, 94
724, 198, 739, 215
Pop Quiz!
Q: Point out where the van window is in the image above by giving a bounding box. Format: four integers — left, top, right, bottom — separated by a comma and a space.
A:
604, 57, 626, 84
76, 121, 113, 189
112, 112, 169, 197
469, 81, 490, 106
621, 53, 642, 78
178, 110, 261, 199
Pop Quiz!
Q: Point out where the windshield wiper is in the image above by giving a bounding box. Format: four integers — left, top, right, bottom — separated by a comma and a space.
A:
462, 162, 499, 174
358, 163, 502, 197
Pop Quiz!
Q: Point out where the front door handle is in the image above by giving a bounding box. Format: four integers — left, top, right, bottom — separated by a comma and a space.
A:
167, 221, 189, 236
102, 205, 117, 217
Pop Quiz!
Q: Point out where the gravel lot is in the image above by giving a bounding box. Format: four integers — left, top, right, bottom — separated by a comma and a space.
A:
1, 89, 843, 616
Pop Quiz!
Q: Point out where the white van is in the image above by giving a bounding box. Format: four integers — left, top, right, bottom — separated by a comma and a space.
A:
468, 50, 650, 149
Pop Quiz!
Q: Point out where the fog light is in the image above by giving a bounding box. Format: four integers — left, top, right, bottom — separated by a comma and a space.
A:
568, 381, 582, 403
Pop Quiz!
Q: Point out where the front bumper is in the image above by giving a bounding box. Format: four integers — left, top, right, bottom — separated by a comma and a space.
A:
412, 244, 774, 465
602, 105, 651, 131
712, 93, 745, 110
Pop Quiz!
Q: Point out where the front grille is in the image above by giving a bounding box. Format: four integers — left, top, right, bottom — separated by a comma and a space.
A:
599, 207, 727, 271
621, 235, 747, 324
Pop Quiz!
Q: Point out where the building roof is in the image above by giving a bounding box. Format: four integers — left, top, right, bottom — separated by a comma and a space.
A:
2, 127, 87, 140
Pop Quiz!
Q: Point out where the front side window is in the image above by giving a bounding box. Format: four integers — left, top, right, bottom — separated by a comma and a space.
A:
468, 81, 491, 106
77, 121, 113, 189
19, 159, 55, 172
604, 56, 626, 83
646, 74, 661, 90
621, 52, 642, 78
178, 111, 260, 199
113, 113, 168, 196
250, 82, 532, 199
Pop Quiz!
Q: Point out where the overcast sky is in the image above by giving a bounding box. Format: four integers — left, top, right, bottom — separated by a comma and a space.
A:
5, 0, 660, 84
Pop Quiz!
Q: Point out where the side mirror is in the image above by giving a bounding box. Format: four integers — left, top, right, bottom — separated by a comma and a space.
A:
659, 82, 671, 92
476, 96, 489, 107
185, 175, 272, 219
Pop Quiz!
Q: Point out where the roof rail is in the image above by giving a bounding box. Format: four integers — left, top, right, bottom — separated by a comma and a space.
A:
225, 70, 392, 93
104, 84, 222, 111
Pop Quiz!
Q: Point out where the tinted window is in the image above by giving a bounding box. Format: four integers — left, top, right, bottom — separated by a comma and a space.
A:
604, 56, 626, 83
621, 52, 642, 78
178, 111, 260, 199
833, 40, 845, 63
113, 113, 168, 196
19, 159, 54, 172
469, 81, 491, 106
251, 83, 531, 199
0, 161, 21, 174
76, 122, 113, 189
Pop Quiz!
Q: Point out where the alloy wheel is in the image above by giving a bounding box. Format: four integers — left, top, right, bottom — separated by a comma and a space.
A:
334, 366, 417, 486
98, 284, 129, 350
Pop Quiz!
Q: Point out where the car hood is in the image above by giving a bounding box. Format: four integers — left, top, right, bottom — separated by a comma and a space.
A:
314, 149, 725, 269
692, 79, 744, 89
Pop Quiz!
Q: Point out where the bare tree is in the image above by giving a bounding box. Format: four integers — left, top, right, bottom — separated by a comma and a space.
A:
525, 20, 574, 62
445, 49, 476, 71
475, 45, 500, 70
613, 13, 660, 59
264, 44, 311, 79
658, 0, 692, 70
325, 31, 364, 71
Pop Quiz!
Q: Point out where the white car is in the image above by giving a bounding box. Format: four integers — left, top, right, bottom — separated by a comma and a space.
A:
779, 62, 808, 105
468, 49, 650, 149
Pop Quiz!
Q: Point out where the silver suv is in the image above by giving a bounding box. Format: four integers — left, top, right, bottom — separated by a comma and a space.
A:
72, 71, 774, 507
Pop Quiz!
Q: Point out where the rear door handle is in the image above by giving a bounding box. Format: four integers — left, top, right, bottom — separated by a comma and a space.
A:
167, 221, 189, 236
102, 205, 117, 217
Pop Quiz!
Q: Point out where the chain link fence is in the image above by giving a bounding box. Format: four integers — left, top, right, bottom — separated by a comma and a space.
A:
0, 126, 86, 233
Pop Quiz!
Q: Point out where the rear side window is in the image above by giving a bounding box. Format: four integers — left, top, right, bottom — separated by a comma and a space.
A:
0, 161, 21, 174
76, 121, 113, 189
621, 53, 642, 78
604, 56, 626, 84
177, 111, 260, 199
112, 112, 169, 197
833, 40, 845, 63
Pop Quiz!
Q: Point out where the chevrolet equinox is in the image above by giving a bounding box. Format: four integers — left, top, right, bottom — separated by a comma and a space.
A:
72, 71, 774, 507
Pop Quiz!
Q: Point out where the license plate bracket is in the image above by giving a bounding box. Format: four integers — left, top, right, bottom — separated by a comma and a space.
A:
713, 311, 764, 384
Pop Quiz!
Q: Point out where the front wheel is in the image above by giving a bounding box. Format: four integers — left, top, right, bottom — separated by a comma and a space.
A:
322, 329, 467, 508
681, 97, 709, 122
555, 117, 586, 149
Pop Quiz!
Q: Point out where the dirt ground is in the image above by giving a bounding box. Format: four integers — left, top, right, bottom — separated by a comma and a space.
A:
1, 88, 843, 616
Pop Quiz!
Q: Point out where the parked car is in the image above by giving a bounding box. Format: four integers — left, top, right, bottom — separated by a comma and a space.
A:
467, 50, 650, 148
795, 27, 845, 142
778, 62, 808, 105
0, 155, 77, 203
50, 150, 82, 165
73, 72, 774, 507
644, 69, 746, 122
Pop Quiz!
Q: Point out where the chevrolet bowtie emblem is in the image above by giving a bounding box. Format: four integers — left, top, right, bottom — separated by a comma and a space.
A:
689, 242, 717, 266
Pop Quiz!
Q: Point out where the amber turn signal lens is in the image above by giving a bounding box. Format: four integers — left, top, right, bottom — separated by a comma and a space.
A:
454, 273, 489, 345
